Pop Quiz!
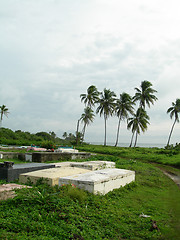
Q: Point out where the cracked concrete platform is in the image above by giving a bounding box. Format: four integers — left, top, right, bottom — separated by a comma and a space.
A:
59, 168, 135, 195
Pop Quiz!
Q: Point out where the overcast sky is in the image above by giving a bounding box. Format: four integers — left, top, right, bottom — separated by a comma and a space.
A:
0, 0, 179, 146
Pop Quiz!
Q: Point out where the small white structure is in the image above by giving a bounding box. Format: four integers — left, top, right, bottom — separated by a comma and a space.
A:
55, 148, 79, 153
59, 168, 135, 195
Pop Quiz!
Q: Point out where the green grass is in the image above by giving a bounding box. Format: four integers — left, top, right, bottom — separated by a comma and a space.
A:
0, 154, 180, 240
77, 145, 180, 168
0, 158, 28, 164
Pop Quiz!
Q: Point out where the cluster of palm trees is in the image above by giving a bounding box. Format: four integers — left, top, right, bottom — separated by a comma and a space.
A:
76, 81, 157, 147
77, 82, 180, 147
0, 105, 9, 128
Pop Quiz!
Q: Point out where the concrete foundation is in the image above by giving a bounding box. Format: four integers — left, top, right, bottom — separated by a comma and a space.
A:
70, 161, 115, 170
19, 167, 91, 186
59, 168, 135, 195
53, 161, 115, 170
32, 152, 91, 162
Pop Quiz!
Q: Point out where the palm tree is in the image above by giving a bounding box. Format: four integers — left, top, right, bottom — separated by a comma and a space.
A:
127, 108, 150, 147
0, 105, 9, 127
114, 93, 135, 147
96, 88, 116, 146
81, 107, 95, 142
133, 80, 158, 109
166, 98, 180, 146
80, 85, 100, 108
131, 80, 158, 145
62, 132, 68, 139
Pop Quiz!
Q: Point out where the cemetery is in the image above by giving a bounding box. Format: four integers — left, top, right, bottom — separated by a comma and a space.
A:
0, 157, 135, 195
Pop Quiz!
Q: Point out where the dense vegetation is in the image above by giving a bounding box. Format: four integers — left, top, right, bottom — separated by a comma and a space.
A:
0, 128, 77, 147
0, 154, 180, 240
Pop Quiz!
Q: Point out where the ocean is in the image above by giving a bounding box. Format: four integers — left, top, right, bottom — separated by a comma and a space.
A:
88, 142, 166, 148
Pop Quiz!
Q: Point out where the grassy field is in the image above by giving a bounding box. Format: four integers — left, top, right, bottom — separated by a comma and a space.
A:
0, 151, 180, 239
77, 145, 180, 168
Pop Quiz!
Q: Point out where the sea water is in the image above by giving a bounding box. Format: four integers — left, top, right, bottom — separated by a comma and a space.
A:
89, 142, 165, 148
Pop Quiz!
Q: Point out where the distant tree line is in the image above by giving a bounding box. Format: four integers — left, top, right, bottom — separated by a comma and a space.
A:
0, 128, 72, 147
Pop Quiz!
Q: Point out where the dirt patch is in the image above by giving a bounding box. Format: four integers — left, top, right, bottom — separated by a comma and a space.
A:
0, 184, 31, 201
162, 171, 180, 189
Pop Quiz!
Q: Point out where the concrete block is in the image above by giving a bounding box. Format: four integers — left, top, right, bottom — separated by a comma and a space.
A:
19, 167, 91, 186
53, 161, 115, 170
53, 162, 75, 168
55, 148, 79, 153
70, 161, 115, 170
59, 168, 135, 195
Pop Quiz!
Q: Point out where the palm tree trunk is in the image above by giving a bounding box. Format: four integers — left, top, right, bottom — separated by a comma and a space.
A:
115, 116, 121, 147
167, 118, 176, 146
134, 129, 138, 147
82, 123, 87, 142
76, 119, 80, 145
0, 113, 2, 128
129, 132, 134, 147
104, 115, 107, 146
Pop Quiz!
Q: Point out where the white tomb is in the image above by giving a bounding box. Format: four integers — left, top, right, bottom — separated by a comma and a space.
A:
59, 168, 135, 195
19, 167, 91, 186
54, 161, 115, 170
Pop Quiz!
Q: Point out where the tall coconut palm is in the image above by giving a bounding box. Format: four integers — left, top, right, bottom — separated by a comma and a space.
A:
131, 80, 158, 145
0, 105, 9, 127
133, 80, 158, 109
114, 93, 135, 147
96, 88, 116, 146
166, 98, 180, 146
81, 107, 95, 142
80, 85, 100, 109
127, 108, 150, 147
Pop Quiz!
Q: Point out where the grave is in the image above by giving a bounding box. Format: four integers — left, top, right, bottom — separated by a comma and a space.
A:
70, 161, 115, 170
53, 161, 115, 170
0, 161, 55, 182
59, 168, 135, 195
55, 148, 79, 153
19, 167, 91, 186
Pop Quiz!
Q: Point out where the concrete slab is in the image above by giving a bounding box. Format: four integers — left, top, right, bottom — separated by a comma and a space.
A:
53, 161, 115, 170
19, 167, 91, 186
59, 168, 135, 195
70, 161, 115, 170
53, 162, 75, 168
55, 148, 79, 153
